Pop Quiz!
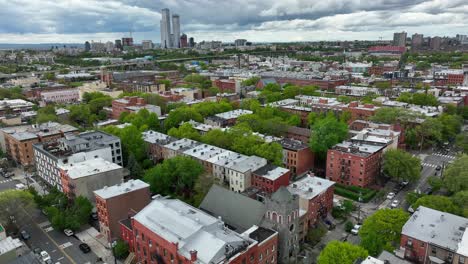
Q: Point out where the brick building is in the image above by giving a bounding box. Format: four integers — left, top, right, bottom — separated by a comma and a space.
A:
287, 175, 335, 226
252, 164, 290, 194
204, 109, 253, 128
142, 130, 177, 163
111, 96, 146, 119
326, 141, 384, 187
121, 195, 278, 264
399, 206, 468, 264
212, 79, 239, 93
1, 122, 78, 166
40, 88, 79, 104
280, 138, 315, 177
59, 157, 128, 202
94, 179, 150, 243
286, 126, 311, 144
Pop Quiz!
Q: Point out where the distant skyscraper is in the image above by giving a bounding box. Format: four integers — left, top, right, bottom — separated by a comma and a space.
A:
142, 40, 153, 50
115, 39, 122, 50
411, 33, 424, 49
172, 14, 180, 48
393, 31, 407, 47
180, 34, 188, 48
84, 41, 91, 52
122, 37, 134, 47
160, 8, 171, 49
234, 39, 247, 47
189, 37, 195, 47
430, 37, 442, 50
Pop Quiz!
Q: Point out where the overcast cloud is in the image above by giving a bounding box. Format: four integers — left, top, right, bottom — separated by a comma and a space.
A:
0, 0, 467, 43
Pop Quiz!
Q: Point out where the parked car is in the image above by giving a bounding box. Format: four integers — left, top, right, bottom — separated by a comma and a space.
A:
79, 243, 91, 253
91, 212, 98, 220
40, 251, 51, 262
20, 230, 30, 240
351, 225, 361, 235
424, 187, 433, 195
3, 172, 14, 178
436, 165, 442, 171
400, 180, 409, 186
390, 200, 399, 208
386, 192, 395, 200
33, 247, 42, 255
15, 183, 26, 190
63, 229, 74, 237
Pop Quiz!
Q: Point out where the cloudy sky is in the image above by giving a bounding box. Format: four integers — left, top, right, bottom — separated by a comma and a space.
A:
0, 0, 467, 44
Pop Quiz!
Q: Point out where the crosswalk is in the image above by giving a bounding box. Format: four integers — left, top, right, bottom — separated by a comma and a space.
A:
59, 242, 73, 249
433, 153, 456, 160
422, 163, 439, 168
0, 178, 13, 184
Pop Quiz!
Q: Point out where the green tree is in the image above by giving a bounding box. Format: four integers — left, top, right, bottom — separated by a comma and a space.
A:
254, 142, 283, 166
416, 118, 443, 151
317, 241, 368, 264
413, 195, 462, 215
405, 191, 425, 206
144, 156, 204, 198
241, 77, 260, 86
201, 129, 233, 149
309, 113, 348, 157
383, 149, 421, 182
36, 105, 59, 123
438, 114, 462, 142
283, 85, 301, 99
443, 155, 468, 193
359, 209, 409, 256
452, 191, 468, 217
0, 190, 35, 223
113, 240, 129, 259
168, 122, 201, 141
164, 107, 203, 130
126, 153, 143, 179
455, 132, 468, 153
428, 176, 444, 192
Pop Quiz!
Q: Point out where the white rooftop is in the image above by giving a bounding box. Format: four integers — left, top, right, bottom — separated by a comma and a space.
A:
360, 256, 384, 264
402, 206, 468, 252
288, 175, 335, 200
184, 144, 228, 161
215, 109, 253, 120
230, 155, 267, 173
164, 138, 200, 151
142, 130, 174, 144
256, 165, 289, 181
59, 157, 123, 179
0, 236, 22, 255
94, 179, 149, 200
133, 197, 253, 264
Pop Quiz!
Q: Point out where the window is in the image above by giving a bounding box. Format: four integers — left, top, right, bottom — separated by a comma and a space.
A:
431, 247, 436, 254
259, 253, 263, 260
272, 245, 275, 252
459, 256, 465, 264
142, 233, 145, 241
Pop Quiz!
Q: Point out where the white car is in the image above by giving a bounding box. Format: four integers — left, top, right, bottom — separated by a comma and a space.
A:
63, 229, 74, 237
390, 200, 399, 208
386, 192, 395, 200
15, 183, 26, 190
40, 251, 51, 262
351, 225, 361, 235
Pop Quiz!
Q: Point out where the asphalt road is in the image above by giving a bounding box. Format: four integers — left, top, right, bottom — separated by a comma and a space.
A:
16, 207, 100, 264
0, 177, 19, 191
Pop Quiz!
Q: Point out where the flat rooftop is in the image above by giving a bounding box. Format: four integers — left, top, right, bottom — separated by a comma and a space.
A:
333, 141, 385, 157
142, 130, 177, 145
183, 144, 228, 161
402, 206, 468, 253
280, 138, 309, 151
230, 155, 267, 173
1, 122, 78, 141
94, 179, 149, 200
253, 164, 290, 181
133, 196, 253, 264
59, 157, 123, 179
164, 138, 200, 152
214, 109, 253, 120
287, 175, 335, 200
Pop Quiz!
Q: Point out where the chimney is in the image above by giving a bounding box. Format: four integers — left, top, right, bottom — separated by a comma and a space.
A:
190, 250, 197, 262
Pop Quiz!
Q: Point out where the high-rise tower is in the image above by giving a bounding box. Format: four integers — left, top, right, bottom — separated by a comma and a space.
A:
160, 8, 171, 49
172, 14, 180, 48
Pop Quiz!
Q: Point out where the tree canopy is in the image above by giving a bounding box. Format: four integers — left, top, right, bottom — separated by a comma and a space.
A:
413, 195, 462, 216
168, 122, 201, 141
443, 155, 468, 193
144, 156, 204, 199
309, 113, 348, 157
317, 241, 368, 264
383, 149, 421, 182
164, 107, 204, 130
0, 190, 35, 223
359, 209, 409, 256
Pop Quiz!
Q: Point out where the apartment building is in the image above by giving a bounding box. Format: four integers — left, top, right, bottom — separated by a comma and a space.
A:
0, 99, 34, 117
287, 175, 335, 226
251, 164, 290, 194
400, 206, 468, 264
326, 141, 384, 188
120, 196, 278, 264
142, 130, 177, 163
204, 109, 253, 127
1, 122, 78, 166
33, 131, 122, 190
280, 138, 315, 177
94, 179, 150, 243
59, 157, 128, 201
228, 156, 268, 193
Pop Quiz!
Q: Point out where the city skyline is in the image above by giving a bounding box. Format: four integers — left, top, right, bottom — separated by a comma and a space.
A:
0, 0, 467, 44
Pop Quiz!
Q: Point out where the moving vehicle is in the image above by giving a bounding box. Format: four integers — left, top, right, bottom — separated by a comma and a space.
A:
351, 225, 361, 235
20, 230, 30, 240
15, 183, 26, 190
390, 200, 399, 208
436, 165, 442, 171
79, 243, 91, 253
386, 192, 395, 200
63, 229, 74, 237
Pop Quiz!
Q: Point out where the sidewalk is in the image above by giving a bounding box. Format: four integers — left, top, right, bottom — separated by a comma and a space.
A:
76, 227, 122, 264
